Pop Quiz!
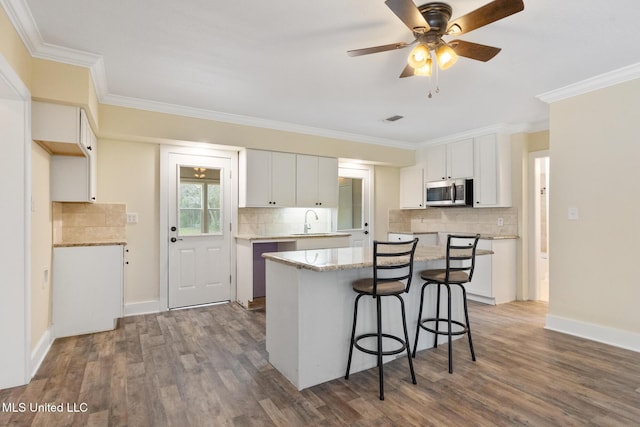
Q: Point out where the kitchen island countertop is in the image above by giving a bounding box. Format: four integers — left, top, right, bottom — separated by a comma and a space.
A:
263, 245, 492, 272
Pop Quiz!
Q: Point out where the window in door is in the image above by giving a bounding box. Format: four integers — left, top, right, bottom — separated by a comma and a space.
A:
178, 166, 222, 236
337, 177, 363, 230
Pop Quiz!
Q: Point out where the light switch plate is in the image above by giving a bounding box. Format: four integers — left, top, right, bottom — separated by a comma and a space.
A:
567, 207, 579, 221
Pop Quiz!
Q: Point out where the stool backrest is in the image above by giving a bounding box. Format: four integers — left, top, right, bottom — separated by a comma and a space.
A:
372, 238, 419, 295
445, 234, 481, 282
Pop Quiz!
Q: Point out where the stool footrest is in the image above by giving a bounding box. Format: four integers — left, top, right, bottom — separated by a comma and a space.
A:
354, 333, 407, 357
418, 317, 468, 336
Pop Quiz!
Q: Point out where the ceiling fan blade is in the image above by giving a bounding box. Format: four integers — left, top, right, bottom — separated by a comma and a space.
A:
385, 0, 431, 32
399, 64, 415, 78
447, 0, 524, 35
347, 41, 411, 57
449, 40, 501, 62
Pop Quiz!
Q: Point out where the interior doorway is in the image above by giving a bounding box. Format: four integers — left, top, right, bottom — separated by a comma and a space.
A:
337, 164, 374, 247
529, 151, 550, 301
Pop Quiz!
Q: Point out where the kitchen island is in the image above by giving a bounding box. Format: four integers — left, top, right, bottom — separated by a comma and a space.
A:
263, 245, 492, 390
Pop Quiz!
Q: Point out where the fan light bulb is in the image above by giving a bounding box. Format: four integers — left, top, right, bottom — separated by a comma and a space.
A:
436, 43, 458, 70
407, 44, 429, 69
414, 57, 433, 76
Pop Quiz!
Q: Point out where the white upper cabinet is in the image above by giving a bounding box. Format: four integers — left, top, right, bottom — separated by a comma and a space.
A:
474, 133, 511, 207
399, 165, 425, 209
425, 139, 474, 182
33, 102, 98, 202
239, 149, 297, 207
296, 155, 338, 207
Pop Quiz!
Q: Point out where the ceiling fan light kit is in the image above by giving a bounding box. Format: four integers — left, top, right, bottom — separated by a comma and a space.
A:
347, 0, 525, 94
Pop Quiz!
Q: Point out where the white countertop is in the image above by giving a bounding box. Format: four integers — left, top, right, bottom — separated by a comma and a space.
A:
263, 245, 492, 272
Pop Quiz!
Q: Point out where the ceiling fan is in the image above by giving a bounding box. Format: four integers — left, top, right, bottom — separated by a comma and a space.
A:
347, 0, 525, 78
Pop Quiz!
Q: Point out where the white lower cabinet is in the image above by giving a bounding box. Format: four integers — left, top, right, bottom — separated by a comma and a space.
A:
465, 239, 516, 305
53, 245, 124, 337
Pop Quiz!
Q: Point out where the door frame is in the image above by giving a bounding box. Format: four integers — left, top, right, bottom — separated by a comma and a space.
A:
160, 144, 238, 311
527, 150, 550, 301
0, 53, 32, 388
337, 162, 374, 246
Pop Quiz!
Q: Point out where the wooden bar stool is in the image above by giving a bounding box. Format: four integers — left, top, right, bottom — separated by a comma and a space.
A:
412, 234, 480, 373
345, 238, 419, 400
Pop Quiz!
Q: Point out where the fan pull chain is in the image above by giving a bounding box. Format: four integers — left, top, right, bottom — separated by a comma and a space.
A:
427, 62, 440, 99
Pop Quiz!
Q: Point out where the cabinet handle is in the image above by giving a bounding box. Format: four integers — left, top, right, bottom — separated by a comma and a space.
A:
87, 146, 92, 151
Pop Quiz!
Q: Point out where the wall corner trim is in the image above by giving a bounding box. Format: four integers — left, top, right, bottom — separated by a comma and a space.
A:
30, 327, 54, 379
536, 63, 640, 104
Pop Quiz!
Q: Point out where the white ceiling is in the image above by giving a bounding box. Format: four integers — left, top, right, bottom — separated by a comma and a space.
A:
6, 0, 640, 146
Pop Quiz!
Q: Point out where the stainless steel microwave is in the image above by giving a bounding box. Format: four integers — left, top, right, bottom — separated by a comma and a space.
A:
425, 179, 474, 207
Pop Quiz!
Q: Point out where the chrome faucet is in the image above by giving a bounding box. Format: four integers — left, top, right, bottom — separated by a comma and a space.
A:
304, 209, 319, 234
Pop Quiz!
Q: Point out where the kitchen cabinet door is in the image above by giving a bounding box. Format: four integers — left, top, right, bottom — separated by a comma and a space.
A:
296, 154, 338, 207
465, 239, 516, 305
240, 149, 296, 207
270, 152, 297, 206
425, 140, 473, 182
53, 245, 124, 337
425, 144, 447, 182
399, 166, 425, 209
447, 139, 474, 179
474, 133, 511, 207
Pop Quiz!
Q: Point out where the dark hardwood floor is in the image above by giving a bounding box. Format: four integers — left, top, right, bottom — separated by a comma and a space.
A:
2, 300, 639, 426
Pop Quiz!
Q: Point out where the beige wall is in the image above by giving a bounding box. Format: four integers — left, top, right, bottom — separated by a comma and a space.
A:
0, 7, 31, 87
30, 143, 52, 351
97, 139, 160, 303
99, 104, 414, 166
374, 166, 400, 241
548, 78, 640, 333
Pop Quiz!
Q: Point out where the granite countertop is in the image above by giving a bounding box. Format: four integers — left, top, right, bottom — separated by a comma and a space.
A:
263, 245, 493, 272
387, 231, 518, 240
236, 232, 351, 241
53, 240, 127, 247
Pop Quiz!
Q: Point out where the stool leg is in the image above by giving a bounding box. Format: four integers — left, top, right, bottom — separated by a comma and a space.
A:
345, 294, 362, 380
460, 285, 476, 362
446, 284, 453, 374
398, 295, 416, 384
412, 282, 428, 358
434, 283, 442, 348
376, 295, 384, 400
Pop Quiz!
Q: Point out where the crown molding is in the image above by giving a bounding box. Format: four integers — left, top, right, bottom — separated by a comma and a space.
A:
537, 63, 640, 104
2, 0, 417, 149
101, 93, 416, 150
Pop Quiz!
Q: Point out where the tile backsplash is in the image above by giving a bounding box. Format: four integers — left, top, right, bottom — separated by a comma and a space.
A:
53, 202, 127, 245
389, 207, 518, 236
238, 207, 333, 235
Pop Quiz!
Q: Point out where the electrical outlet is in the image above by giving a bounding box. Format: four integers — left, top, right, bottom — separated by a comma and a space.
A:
126, 213, 139, 224
497, 217, 504, 227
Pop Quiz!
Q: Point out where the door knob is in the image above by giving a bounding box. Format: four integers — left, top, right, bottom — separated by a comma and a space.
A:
170, 237, 183, 242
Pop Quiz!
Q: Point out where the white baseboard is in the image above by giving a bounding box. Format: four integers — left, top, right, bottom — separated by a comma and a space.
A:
30, 327, 54, 379
545, 314, 640, 353
124, 300, 161, 317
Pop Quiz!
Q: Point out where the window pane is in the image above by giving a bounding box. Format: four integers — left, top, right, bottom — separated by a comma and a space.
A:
179, 182, 203, 235
178, 166, 222, 236
338, 177, 363, 230
207, 182, 222, 233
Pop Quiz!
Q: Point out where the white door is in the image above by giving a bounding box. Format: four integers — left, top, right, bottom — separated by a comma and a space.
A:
338, 165, 373, 247
168, 153, 232, 309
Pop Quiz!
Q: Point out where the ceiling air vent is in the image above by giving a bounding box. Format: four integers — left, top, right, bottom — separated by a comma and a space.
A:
385, 115, 404, 122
